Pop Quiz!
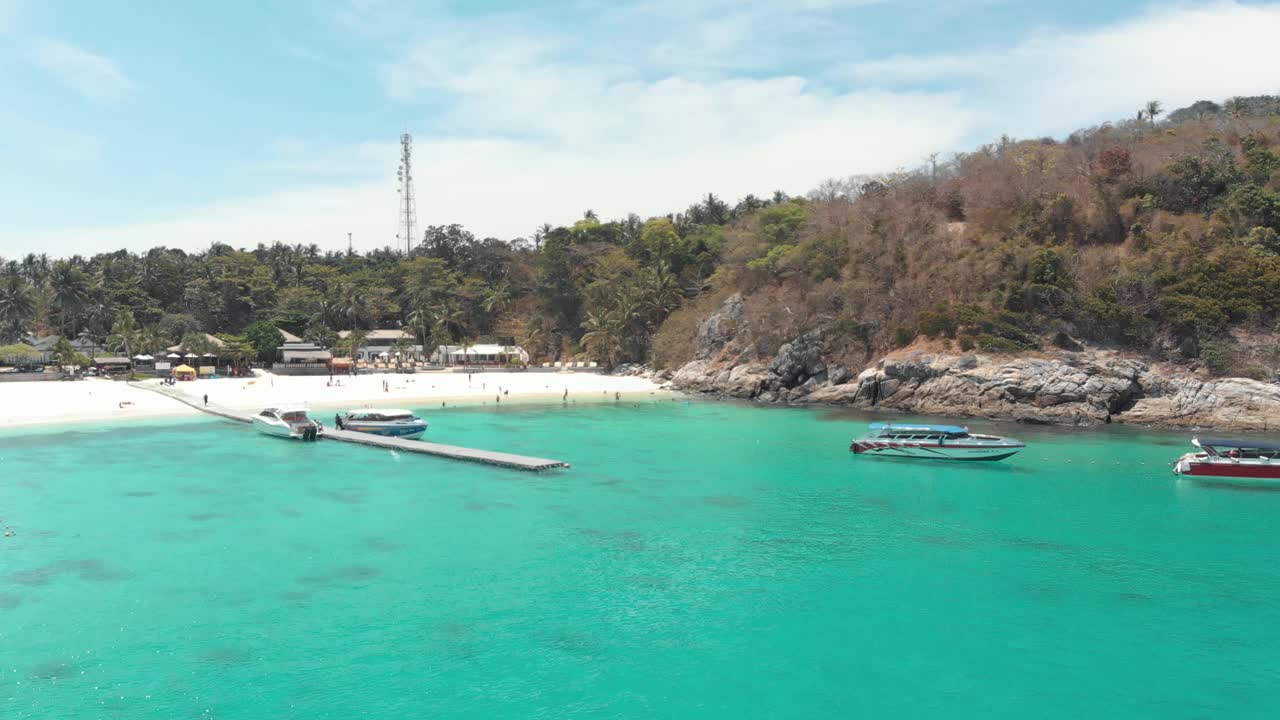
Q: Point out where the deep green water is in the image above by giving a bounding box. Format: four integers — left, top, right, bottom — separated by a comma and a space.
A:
2, 401, 1279, 719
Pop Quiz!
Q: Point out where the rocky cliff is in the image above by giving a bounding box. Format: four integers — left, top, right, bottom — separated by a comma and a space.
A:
668, 296, 1280, 431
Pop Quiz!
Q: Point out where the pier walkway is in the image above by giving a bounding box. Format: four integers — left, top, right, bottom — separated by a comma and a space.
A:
132, 383, 570, 472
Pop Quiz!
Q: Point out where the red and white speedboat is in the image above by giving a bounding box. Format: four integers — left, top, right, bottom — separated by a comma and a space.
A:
1174, 437, 1280, 485
850, 423, 1024, 461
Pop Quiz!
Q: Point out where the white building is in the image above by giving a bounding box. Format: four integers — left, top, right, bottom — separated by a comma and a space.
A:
433, 344, 529, 366
337, 329, 425, 361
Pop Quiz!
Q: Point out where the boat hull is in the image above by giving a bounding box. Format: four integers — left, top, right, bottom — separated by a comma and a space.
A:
850, 440, 1022, 461
253, 417, 318, 440
1174, 453, 1280, 485
340, 422, 427, 440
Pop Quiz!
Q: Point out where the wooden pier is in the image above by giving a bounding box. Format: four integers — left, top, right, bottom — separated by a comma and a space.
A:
132, 383, 570, 472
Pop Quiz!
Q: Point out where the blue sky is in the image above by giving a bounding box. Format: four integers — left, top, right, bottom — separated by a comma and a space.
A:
2, 0, 1280, 256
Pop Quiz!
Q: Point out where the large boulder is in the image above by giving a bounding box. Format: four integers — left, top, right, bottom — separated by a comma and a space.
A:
767, 332, 823, 388
671, 360, 718, 392
724, 364, 768, 399
1121, 374, 1280, 431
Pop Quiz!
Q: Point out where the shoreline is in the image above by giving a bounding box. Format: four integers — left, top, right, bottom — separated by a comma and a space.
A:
0, 371, 674, 431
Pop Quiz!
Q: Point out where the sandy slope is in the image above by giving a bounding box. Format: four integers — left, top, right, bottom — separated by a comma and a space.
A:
0, 371, 668, 428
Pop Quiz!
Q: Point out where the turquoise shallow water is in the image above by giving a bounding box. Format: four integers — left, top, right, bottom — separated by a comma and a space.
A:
2, 401, 1279, 718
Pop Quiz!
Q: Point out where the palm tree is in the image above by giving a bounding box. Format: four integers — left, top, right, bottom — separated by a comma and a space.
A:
431, 300, 466, 341
1144, 100, 1163, 127
107, 310, 142, 366
580, 309, 623, 368
138, 325, 167, 355
533, 222, 553, 250
518, 316, 545, 359
393, 331, 413, 367
52, 336, 79, 369
642, 261, 683, 324
334, 283, 367, 333
342, 328, 368, 361
407, 305, 434, 353
0, 269, 34, 342
482, 281, 512, 315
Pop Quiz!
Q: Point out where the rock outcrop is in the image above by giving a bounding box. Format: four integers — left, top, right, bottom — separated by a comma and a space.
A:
693, 293, 758, 363
669, 332, 1280, 431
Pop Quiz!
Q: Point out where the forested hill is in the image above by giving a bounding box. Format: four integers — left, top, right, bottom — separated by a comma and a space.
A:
3, 95, 1280, 378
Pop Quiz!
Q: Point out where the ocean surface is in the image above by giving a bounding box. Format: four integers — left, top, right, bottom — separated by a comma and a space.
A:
2, 400, 1279, 719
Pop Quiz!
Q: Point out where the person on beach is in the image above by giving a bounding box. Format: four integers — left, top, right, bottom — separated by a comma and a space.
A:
203, 394, 208, 406
563, 388, 568, 401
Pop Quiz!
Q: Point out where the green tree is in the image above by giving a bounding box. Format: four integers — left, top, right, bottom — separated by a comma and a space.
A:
341, 328, 368, 360
48, 261, 88, 336
243, 320, 283, 361
107, 310, 142, 364
0, 269, 34, 342
580, 309, 623, 368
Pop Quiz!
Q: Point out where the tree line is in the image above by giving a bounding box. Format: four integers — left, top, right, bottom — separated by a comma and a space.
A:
0, 192, 792, 366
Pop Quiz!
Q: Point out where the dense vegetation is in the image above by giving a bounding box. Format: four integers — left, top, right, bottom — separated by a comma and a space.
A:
3, 95, 1280, 377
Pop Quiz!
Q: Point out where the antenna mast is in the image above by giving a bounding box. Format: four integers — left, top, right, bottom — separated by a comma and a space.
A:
395, 133, 417, 255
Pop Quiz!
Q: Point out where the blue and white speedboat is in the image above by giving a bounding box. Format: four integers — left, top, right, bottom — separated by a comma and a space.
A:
334, 409, 428, 440
851, 423, 1023, 461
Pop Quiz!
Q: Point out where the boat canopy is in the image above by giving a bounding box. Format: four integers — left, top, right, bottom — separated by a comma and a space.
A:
344, 409, 416, 420
870, 422, 969, 435
1195, 437, 1280, 453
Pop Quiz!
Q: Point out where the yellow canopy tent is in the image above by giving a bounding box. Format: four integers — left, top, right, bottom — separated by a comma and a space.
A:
173, 364, 197, 380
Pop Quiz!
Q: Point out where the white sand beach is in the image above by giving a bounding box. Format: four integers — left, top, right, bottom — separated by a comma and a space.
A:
0, 371, 670, 428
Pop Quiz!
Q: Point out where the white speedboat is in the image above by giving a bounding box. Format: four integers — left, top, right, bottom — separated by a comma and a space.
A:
253, 407, 322, 441
333, 408, 427, 440
851, 423, 1024, 461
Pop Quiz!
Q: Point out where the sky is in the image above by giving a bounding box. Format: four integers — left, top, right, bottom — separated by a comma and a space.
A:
2, 0, 1280, 257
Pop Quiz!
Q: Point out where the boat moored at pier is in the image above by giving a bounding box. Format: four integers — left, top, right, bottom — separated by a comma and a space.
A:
253, 407, 322, 440
1174, 437, 1280, 485
334, 409, 428, 440
851, 423, 1024, 461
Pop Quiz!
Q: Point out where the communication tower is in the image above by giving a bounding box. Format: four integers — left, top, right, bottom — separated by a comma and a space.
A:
395, 133, 417, 254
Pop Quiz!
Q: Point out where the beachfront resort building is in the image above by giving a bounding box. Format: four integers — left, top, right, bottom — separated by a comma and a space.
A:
23, 334, 105, 359
432, 344, 530, 366
276, 341, 332, 365
337, 329, 425, 362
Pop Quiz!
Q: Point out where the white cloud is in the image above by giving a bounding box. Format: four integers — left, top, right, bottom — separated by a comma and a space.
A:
845, 1, 1280, 136
30, 38, 134, 104
6, 1, 1280, 257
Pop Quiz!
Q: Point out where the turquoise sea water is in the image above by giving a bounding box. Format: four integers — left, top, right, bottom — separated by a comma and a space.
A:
2, 401, 1280, 719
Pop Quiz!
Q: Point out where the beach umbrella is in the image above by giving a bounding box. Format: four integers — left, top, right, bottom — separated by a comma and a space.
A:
166, 353, 181, 359
184, 353, 198, 358
202, 352, 217, 357
132, 354, 147, 360
379, 351, 390, 357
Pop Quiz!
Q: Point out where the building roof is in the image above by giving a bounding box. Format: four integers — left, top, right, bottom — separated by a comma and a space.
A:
93, 356, 132, 365
278, 328, 302, 343
167, 333, 226, 352
281, 349, 333, 361
27, 335, 59, 352
337, 329, 414, 342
